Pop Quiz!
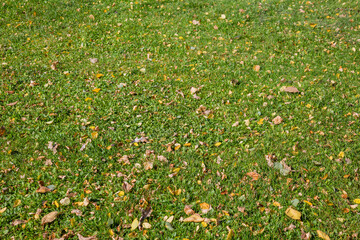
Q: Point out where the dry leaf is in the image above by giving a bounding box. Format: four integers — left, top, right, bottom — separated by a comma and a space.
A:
265, 154, 275, 167
184, 205, 195, 215
89, 58, 98, 64
142, 222, 151, 229
354, 199, 360, 204
36, 186, 51, 193
272, 116, 283, 125
77, 233, 97, 240
317, 230, 330, 240
7, 101, 18, 106
92, 88, 101, 93
123, 181, 133, 192
139, 205, 152, 228
13, 199, 21, 207
91, 132, 98, 139
199, 202, 212, 214
0, 126, 6, 136
157, 155, 168, 162
0, 207, 7, 214
88, 15, 95, 20
71, 209, 83, 216
253, 65, 260, 72
301, 229, 311, 240
226, 227, 234, 240
232, 121, 239, 127
183, 214, 204, 223
131, 218, 139, 231
11, 219, 27, 226
246, 172, 260, 181
144, 161, 153, 170
190, 87, 199, 94
285, 207, 301, 220
283, 223, 296, 232
192, 20, 200, 25
41, 211, 59, 225
282, 86, 300, 93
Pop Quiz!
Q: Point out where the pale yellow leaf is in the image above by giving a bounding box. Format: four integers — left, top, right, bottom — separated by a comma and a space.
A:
183, 214, 204, 223
131, 218, 139, 231
285, 207, 301, 220
317, 230, 330, 240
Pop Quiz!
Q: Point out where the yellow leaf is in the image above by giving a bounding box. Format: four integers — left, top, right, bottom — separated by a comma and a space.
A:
174, 143, 181, 150
273, 202, 281, 207
70, 218, 75, 227
118, 191, 125, 197
310, 23, 317, 28
257, 118, 264, 125
54, 200, 59, 208
131, 218, 139, 231
92, 88, 101, 93
184, 143, 191, 147
91, 132, 98, 139
109, 229, 114, 236
0, 207, 7, 214
183, 214, 204, 223
200, 202, 210, 210
85, 97, 92, 101
303, 200, 313, 206
106, 145, 112, 150
317, 230, 330, 240
201, 222, 208, 227
174, 189, 182, 195
167, 186, 174, 195
226, 228, 235, 240
142, 222, 151, 229
285, 207, 301, 220
353, 199, 360, 204
253, 65, 260, 72
14, 199, 21, 207
214, 142, 222, 147
96, 73, 104, 78
338, 151, 345, 158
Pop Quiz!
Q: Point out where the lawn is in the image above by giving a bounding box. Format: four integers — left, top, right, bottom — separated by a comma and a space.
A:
1, 0, 359, 239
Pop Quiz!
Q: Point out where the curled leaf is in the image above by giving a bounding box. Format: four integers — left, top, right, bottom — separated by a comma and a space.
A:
41, 211, 59, 225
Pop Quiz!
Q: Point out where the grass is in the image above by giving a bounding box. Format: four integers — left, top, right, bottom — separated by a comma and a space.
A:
1, 0, 359, 239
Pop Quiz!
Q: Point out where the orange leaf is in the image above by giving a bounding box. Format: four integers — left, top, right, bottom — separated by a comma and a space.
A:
246, 172, 260, 181
183, 214, 204, 223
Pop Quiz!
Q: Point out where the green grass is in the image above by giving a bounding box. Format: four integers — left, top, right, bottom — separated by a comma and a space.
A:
1, 0, 359, 239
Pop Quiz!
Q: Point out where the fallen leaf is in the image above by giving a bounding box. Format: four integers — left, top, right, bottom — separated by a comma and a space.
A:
142, 222, 151, 229
0, 126, 6, 136
36, 186, 51, 193
199, 202, 212, 214
353, 199, 360, 204
246, 172, 260, 181
157, 155, 168, 162
285, 207, 301, 220
92, 88, 101, 93
123, 181, 133, 192
184, 205, 195, 215
77, 233, 97, 240
272, 116, 283, 125
143, 161, 153, 170
89, 58, 98, 64
338, 151, 345, 158
183, 214, 204, 223
253, 65, 260, 72
232, 121, 239, 127
71, 209, 83, 216
283, 223, 296, 232
139, 205, 152, 228
88, 14, 95, 20
0, 207, 7, 214
214, 142, 222, 147
192, 20, 200, 25
131, 218, 139, 231
14, 199, 21, 207
190, 87, 199, 94
301, 229, 311, 239
226, 227, 234, 240
34, 208, 42, 219
244, 119, 250, 126
91, 132, 98, 139
317, 230, 330, 240
265, 154, 276, 167
257, 118, 264, 125
41, 211, 59, 225
7, 101, 18, 106
95, 73, 103, 78
11, 219, 27, 226
282, 86, 300, 93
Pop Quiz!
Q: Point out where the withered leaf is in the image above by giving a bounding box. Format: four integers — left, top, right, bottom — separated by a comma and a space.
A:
36, 186, 51, 193
246, 172, 260, 181
41, 211, 59, 225
139, 205, 152, 228
184, 205, 195, 215
183, 214, 204, 223
7, 101, 18, 106
285, 207, 301, 220
0, 126, 6, 136
77, 233, 97, 240
282, 86, 300, 93
11, 219, 27, 226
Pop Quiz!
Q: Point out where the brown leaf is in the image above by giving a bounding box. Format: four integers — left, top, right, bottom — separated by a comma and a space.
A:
183, 213, 204, 223
139, 205, 152, 228
71, 209, 83, 216
143, 161, 153, 170
157, 155, 168, 162
36, 186, 51, 193
41, 211, 59, 225
118, 155, 130, 165
301, 229, 311, 240
0, 126, 6, 136
246, 172, 260, 181
123, 181, 133, 192
272, 116, 283, 125
88, 15, 95, 20
77, 233, 97, 240
184, 205, 195, 215
253, 65, 260, 72
11, 219, 27, 226
7, 101, 18, 106
282, 86, 300, 93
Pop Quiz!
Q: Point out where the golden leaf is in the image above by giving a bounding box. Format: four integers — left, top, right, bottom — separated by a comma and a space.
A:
317, 230, 330, 240
0, 207, 7, 214
253, 65, 260, 72
214, 142, 222, 147
36, 186, 51, 193
226, 228, 235, 240
338, 151, 345, 158
92, 88, 101, 93
14, 199, 21, 207
96, 73, 103, 78
285, 207, 301, 220
91, 132, 98, 139
246, 172, 260, 181
174, 143, 181, 150
354, 199, 360, 204
200, 202, 210, 210
257, 118, 264, 125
